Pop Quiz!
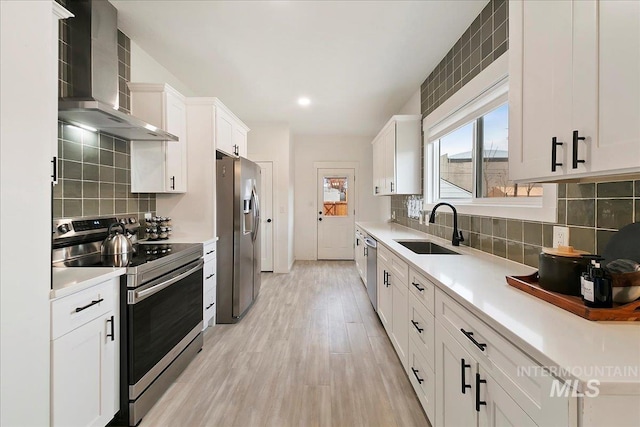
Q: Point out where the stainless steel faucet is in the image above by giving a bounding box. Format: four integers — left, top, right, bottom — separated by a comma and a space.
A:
428, 202, 464, 246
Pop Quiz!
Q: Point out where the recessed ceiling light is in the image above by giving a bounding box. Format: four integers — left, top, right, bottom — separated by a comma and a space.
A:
297, 97, 311, 106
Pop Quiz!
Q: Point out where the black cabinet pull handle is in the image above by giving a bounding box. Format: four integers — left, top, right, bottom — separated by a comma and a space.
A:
411, 320, 424, 333
206, 302, 215, 309
206, 274, 214, 280
206, 250, 214, 255
356, 238, 359, 246
412, 282, 425, 292
475, 373, 487, 412
51, 156, 57, 181
461, 358, 471, 394
390, 182, 394, 192
411, 367, 424, 384
551, 137, 563, 172
170, 176, 176, 190
572, 130, 586, 169
461, 328, 487, 351
75, 298, 104, 313
106, 315, 115, 341
375, 186, 379, 194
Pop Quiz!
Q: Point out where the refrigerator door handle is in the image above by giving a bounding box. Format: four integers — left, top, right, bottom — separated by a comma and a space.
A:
252, 185, 260, 242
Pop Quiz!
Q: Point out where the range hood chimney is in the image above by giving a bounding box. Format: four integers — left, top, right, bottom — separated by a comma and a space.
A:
58, 0, 177, 141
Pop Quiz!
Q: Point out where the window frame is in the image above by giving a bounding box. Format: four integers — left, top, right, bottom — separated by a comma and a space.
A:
423, 54, 557, 222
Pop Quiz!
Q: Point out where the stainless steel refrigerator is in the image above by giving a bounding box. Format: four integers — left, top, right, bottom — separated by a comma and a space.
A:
216, 155, 261, 323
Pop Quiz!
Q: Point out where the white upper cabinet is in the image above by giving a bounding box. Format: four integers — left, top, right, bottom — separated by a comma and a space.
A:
509, 0, 640, 182
215, 104, 249, 158
128, 83, 187, 193
372, 115, 421, 196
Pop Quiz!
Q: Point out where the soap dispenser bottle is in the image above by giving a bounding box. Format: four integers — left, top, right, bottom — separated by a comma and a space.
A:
581, 256, 613, 308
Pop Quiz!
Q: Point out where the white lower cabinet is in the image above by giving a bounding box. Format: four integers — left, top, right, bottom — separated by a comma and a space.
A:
354, 228, 367, 285
435, 322, 537, 427
377, 255, 393, 334
390, 275, 409, 370
435, 289, 574, 427
408, 337, 436, 422
377, 244, 409, 370
203, 240, 217, 329
51, 278, 119, 427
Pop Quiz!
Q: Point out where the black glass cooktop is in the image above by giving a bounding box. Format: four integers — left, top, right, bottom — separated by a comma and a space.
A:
55, 243, 198, 268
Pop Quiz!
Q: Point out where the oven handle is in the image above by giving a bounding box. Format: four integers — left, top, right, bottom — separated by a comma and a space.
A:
129, 259, 204, 304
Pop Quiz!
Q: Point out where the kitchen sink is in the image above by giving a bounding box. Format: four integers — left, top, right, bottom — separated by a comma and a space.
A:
395, 240, 460, 255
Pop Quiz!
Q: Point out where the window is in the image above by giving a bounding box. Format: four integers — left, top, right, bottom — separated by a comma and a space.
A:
423, 54, 556, 222
322, 176, 348, 216
436, 103, 542, 200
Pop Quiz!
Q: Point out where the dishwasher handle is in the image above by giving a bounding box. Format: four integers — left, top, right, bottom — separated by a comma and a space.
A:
363, 237, 377, 248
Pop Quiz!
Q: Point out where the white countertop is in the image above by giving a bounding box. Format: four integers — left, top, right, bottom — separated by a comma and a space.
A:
357, 221, 640, 394
51, 267, 126, 299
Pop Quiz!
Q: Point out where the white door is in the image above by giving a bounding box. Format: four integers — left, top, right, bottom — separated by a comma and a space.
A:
317, 168, 355, 260
257, 161, 274, 271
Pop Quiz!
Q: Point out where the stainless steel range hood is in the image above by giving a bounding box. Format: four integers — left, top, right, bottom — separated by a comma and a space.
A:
58, 0, 177, 142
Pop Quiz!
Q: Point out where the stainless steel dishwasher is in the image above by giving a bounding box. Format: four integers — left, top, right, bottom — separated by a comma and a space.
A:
363, 235, 377, 312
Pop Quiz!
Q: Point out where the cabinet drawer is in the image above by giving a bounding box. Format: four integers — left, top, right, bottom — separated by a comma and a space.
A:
204, 260, 216, 283
378, 244, 408, 286
408, 292, 435, 371
408, 338, 435, 422
51, 279, 115, 340
435, 289, 572, 425
408, 268, 435, 314
203, 241, 216, 263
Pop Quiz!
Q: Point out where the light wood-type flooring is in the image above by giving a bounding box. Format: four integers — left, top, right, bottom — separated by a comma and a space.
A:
139, 260, 430, 427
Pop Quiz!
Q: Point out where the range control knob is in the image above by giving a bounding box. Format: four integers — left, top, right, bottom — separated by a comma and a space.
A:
128, 217, 137, 224
57, 223, 70, 234
119, 218, 127, 224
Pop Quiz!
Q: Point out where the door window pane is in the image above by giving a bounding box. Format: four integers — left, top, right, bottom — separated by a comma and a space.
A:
323, 177, 348, 216
439, 122, 474, 199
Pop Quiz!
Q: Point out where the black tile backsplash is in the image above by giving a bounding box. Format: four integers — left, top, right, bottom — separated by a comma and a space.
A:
392, 0, 640, 268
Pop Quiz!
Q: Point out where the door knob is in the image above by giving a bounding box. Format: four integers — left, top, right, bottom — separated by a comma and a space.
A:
318, 211, 322, 215
318, 218, 323, 221
267, 219, 272, 223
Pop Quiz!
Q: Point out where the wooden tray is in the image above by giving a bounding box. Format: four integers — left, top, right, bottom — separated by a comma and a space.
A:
506, 273, 640, 321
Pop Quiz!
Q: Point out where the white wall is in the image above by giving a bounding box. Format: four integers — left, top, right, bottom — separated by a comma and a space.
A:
246, 123, 294, 273
397, 89, 421, 115
1, 1, 57, 425
294, 135, 388, 260
130, 40, 195, 96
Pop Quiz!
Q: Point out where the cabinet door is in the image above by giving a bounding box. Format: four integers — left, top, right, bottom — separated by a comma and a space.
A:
509, 0, 573, 181
391, 277, 409, 369
51, 313, 116, 427
233, 126, 247, 158
372, 137, 384, 195
477, 368, 538, 427
435, 322, 477, 427
574, 0, 640, 174
383, 123, 396, 194
216, 108, 236, 156
164, 91, 187, 192
377, 260, 393, 333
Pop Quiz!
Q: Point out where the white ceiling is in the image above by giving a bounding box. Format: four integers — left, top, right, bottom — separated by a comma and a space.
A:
111, 0, 487, 136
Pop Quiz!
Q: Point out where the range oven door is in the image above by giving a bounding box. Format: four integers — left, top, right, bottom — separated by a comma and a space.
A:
126, 259, 203, 399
